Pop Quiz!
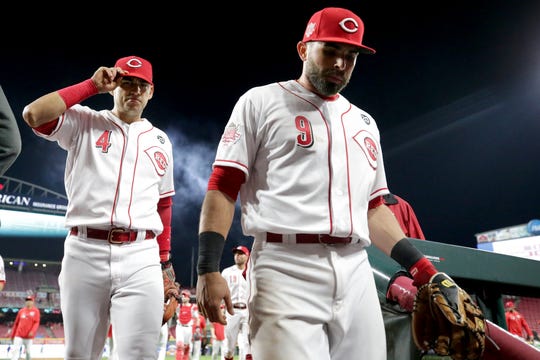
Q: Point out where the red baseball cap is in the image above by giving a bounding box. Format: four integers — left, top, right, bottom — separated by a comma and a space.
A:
505, 300, 514, 309
302, 7, 375, 55
233, 245, 250, 257
114, 55, 153, 86
25, 295, 34, 301
181, 289, 191, 297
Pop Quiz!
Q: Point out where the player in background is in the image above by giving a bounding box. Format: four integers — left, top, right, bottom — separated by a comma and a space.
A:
210, 305, 226, 360
191, 307, 206, 360
0, 85, 22, 176
383, 193, 426, 239
0, 254, 6, 291
175, 290, 196, 360
104, 325, 117, 360
157, 322, 170, 360
505, 300, 534, 343
22, 55, 176, 360
10, 295, 40, 360
195, 7, 455, 359
221, 246, 251, 360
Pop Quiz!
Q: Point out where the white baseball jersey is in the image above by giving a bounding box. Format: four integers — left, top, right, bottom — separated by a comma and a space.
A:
33, 104, 175, 233
213, 80, 388, 244
221, 264, 249, 304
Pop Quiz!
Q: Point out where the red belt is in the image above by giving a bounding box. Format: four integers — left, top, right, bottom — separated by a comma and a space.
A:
266, 233, 353, 244
70, 227, 155, 244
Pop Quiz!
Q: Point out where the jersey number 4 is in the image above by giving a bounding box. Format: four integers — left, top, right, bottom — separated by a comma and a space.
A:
95, 131, 113, 153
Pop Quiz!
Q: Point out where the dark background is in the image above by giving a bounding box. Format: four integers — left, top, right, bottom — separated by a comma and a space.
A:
2, 1, 540, 286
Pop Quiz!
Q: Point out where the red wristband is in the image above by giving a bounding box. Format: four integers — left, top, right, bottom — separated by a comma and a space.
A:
409, 257, 438, 287
160, 250, 170, 262
57, 79, 98, 108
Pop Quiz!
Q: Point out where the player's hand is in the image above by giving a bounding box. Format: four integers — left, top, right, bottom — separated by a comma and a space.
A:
196, 272, 232, 325
91, 66, 128, 93
386, 270, 416, 312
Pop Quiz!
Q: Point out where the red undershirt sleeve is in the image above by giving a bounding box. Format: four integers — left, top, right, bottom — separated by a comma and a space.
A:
207, 165, 246, 201
157, 196, 173, 262
368, 195, 384, 209
33, 119, 59, 134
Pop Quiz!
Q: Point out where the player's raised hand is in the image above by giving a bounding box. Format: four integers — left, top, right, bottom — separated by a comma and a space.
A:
196, 272, 232, 325
91, 66, 128, 93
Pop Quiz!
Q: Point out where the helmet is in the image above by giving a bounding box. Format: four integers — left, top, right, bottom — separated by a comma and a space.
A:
505, 300, 514, 309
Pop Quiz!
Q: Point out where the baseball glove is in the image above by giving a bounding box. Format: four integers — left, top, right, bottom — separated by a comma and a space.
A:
412, 272, 486, 360
161, 260, 180, 325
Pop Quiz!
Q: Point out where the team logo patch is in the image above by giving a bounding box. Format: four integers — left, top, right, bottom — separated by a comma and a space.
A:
361, 113, 370, 125
353, 130, 378, 170
157, 135, 165, 144
126, 58, 143, 69
305, 22, 317, 38
339, 17, 359, 34
145, 146, 169, 176
221, 123, 242, 145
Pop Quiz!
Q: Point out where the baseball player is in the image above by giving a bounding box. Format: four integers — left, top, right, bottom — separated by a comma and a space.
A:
210, 306, 226, 360
105, 325, 117, 360
505, 300, 534, 342
22, 55, 176, 360
0, 85, 22, 176
220, 246, 251, 360
191, 309, 206, 360
383, 193, 426, 239
10, 295, 40, 360
0, 254, 5, 291
175, 290, 196, 360
157, 323, 170, 360
195, 7, 447, 359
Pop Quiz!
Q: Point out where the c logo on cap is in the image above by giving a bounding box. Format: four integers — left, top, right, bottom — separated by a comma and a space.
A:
126, 58, 143, 69
339, 18, 358, 34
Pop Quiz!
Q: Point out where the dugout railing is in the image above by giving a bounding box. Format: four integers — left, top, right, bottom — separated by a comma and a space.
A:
368, 238, 540, 360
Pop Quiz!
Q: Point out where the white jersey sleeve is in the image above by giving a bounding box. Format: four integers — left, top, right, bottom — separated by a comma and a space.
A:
213, 80, 388, 245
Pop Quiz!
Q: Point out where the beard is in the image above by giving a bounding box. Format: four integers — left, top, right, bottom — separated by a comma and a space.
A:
305, 59, 350, 96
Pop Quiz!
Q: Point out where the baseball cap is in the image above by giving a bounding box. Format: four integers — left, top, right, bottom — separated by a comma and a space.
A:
505, 300, 514, 308
114, 55, 153, 86
25, 295, 34, 301
181, 289, 191, 297
302, 7, 376, 55
233, 245, 250, 257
